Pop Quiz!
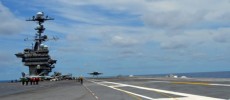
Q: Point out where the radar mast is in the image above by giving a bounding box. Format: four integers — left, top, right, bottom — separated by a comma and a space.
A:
15, 12, 57, 76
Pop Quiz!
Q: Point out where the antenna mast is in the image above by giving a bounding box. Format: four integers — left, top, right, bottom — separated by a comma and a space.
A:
15, 12, 57, 76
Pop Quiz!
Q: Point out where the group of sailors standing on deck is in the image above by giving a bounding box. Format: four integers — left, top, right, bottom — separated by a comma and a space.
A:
21, 77, 40, 85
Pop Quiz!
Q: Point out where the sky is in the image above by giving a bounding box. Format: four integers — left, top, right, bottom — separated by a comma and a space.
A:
0, 0, 230, 80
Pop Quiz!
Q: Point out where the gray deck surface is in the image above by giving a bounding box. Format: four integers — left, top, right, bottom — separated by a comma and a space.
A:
0, 77, 230, 100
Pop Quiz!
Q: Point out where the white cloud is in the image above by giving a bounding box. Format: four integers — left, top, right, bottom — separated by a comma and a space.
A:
214, 33, 229, 43
160, 40, 189, 49
54, 0, 230, 29
212, 28, 230, 43
141, 0, 230, 29
17, 0, 230, 61
48, 0, 230, 43
111, 35, 138, 47
0, 2, 26, 35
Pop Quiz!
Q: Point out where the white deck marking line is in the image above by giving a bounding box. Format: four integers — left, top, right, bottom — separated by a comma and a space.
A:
111, 84, 128, 88
83, 84, 99, 100
106, 81, 224, 100
210, 84, 230, 86
90, 80, 158, 100
90, 80, 224, 100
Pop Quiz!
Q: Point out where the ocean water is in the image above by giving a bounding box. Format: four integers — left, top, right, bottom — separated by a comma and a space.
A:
0, 80, 11, 83
143, 71, 230, 78
0, 80, 19, 83
176, 71, 230, 78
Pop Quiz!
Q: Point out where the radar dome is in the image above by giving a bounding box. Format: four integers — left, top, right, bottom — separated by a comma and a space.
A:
36, 25, 41, 29
40, 44, 44, 47
36, 12, 44, 18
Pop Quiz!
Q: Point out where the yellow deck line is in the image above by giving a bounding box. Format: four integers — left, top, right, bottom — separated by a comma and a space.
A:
171, 82, 209, 85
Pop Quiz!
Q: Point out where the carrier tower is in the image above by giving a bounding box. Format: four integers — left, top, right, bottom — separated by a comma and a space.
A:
15, 12, 57, 76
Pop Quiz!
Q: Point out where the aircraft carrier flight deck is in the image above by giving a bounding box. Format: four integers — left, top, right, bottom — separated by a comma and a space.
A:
1, 77, 230, 100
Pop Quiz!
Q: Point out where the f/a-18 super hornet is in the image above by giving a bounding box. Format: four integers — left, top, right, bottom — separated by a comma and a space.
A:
15, 12, 57, 77
88, 72, 103, 77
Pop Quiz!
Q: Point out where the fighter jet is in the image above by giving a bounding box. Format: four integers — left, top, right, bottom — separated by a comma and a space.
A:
88, 72, 103, 77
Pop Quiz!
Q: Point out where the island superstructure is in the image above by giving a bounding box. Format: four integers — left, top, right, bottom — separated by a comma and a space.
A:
15, 12, 57, 76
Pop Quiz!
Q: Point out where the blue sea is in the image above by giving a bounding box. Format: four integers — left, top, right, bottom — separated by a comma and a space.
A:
174, 71, 230, 78
141, 71, 230, 78
0, 80, 19, 83
0, 80, 11, 83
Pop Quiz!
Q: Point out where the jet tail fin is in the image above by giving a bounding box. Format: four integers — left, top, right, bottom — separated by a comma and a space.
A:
21, 72, 26, 78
